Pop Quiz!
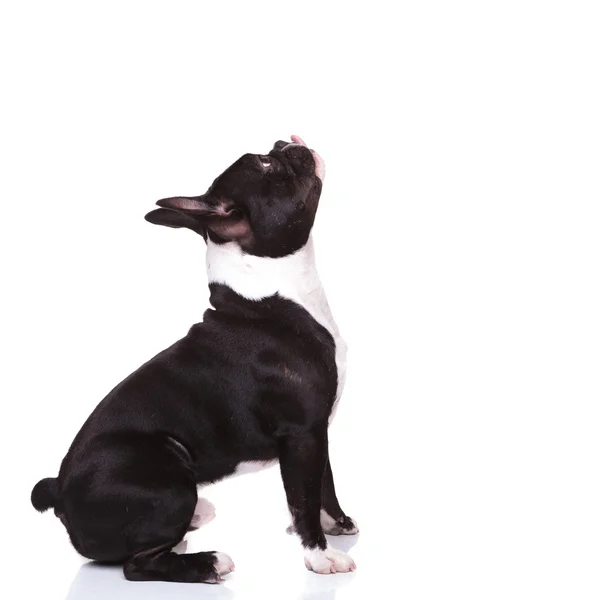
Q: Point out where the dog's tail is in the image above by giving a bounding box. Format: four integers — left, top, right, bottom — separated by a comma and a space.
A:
31, 477, 60, 512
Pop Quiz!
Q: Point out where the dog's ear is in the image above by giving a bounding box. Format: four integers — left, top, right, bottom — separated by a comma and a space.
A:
145, 208, 206, 236
151, 195, 251, 243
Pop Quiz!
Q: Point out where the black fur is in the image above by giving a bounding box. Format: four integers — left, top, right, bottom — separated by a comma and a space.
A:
31, 477, 59, 512
31, 139, 355, 583
145, 140, 322, 257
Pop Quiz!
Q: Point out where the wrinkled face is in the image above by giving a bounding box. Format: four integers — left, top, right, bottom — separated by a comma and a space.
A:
146, 136, 325, 258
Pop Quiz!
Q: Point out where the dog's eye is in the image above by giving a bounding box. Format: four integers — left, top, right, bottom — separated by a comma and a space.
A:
259, 157, 271, 168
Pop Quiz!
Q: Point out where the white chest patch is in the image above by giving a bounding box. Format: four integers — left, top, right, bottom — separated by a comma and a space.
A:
206, 237, 346, 421
232, 459, 278, 477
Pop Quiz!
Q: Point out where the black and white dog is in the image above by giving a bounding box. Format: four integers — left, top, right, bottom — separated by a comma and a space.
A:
31, 136, 358, 583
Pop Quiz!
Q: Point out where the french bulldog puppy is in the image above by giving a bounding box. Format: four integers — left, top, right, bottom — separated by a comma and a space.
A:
31, 136, 358, 583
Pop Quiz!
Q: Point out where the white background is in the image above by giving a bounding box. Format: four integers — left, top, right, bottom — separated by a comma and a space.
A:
1, 1, 599, 599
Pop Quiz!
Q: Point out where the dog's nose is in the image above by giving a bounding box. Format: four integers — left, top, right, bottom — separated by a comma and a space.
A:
271, 136, 324, 180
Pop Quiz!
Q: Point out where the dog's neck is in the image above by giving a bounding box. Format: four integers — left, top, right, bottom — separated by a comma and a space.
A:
205, 236, 339, 337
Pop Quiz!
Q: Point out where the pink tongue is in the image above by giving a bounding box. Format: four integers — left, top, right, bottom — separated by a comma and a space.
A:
312, 149, 326, 180
290, 134, 306, 146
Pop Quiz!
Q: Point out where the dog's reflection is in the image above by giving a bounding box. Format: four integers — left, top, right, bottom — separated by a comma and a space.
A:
65, 564, 234, 600
66, 564, 234, 600
65, 541, 234, 600
65, 535, 358, 600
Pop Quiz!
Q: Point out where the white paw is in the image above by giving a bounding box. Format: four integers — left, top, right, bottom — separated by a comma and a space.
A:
213, 552, 235, 580
320, 510, 359, 536
304, 546, 356, 574
190, 497, 216, 530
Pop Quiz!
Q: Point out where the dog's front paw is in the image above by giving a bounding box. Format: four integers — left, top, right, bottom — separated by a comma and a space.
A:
304, 547, 356, 574
320, 510, 359, 536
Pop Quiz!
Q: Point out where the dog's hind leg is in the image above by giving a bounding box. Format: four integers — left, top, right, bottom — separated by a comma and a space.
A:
60, 433, 234, 583
119, 486, 232, 582
124, 545, 234, 583
121, 490, 233, 583
117, 440, 232, 582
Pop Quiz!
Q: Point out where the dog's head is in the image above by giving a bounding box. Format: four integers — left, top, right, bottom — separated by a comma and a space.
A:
146, 135, 325, 258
